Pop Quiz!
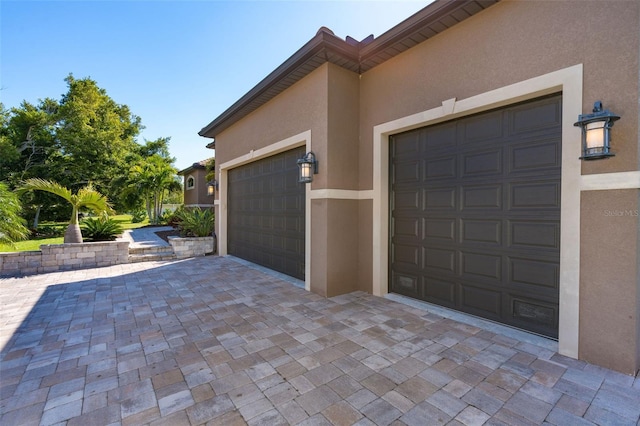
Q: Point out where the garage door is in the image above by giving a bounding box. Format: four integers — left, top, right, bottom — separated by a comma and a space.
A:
228, 147, 306, 280
390, 95, 561, 338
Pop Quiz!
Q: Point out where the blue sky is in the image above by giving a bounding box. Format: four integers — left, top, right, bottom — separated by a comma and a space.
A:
1, 0, 430, 170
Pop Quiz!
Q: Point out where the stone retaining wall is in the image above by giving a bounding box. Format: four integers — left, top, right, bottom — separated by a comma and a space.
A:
0, 241, 130, 277
169, 236, 214, 259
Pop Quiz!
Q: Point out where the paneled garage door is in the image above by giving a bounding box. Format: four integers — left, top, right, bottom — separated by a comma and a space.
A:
390, 95, 561, 338
228, 147, 306, 280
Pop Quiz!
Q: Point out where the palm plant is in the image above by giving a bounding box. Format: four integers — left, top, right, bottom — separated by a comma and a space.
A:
0, 182, 30, 247
17, 178, 112, 243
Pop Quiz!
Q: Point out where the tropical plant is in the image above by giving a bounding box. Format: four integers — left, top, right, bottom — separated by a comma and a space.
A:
130, 209, 147, 223
176, 207, 215, 237
0, 182, 29, 247
126, 154, 180, 224
17, 178, 112, 243
81, 213, 123, 241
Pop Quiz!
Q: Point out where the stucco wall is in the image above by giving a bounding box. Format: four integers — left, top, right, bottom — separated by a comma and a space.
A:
214, 64, 329, 173
580, 189, 639, 374
184, 168, 213, 206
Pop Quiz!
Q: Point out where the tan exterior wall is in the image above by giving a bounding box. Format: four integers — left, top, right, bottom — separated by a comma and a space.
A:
183, 168, 213, 206
580, 189, 639, 374
214, 64, 329, 181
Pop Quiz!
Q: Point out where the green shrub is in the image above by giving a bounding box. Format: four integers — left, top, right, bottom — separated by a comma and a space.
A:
163, 206, 184, 227
131, 210, 147, 223
31, 225, 65, 238
176, 207, 214, 237
82, 214, 124, 241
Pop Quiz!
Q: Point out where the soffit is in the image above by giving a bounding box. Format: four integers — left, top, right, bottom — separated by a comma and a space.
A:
200, 0, 499, 140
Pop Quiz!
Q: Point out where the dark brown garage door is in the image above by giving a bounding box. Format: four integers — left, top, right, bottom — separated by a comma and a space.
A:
228, 147, 306, 280
390, 95, 561, 338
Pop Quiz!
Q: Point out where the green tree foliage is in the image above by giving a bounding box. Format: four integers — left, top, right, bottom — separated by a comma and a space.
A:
125, 154, 181, 224
0, 182, 29, 246
205, 157, 216, 182
17, 178, 112, 243
1, 75, 182, 221
55, 75, 141, 192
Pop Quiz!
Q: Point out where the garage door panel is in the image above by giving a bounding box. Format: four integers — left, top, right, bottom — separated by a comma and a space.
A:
460, 284, 502, 317
461, 219, 501, 245
510, 139, 561, 172
426, 156, 456, 179
424, 277, 456, 306
228, 147, 305, 280
510, 182, 560, 209
461, 185, 502, 210
510, 99, 561, 135
391, 272, 421, 298
509, 257, 559, 289
425, 187, 456, 210
509, 221, 559, 250
424, 247, 456, 272
394, 217, 420, 239
390, 94, 561, 338
425, 218, 455, 241
511, 296, 558, 332
392, 243, 421, 268
462, 149, 502, 177
461, 251, 502, 280
462, 111, 503, 143
425, 123, 457, 150
395, 160, 421, 182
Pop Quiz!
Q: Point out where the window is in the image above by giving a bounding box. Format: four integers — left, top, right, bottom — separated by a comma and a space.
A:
186, 176, 195, 190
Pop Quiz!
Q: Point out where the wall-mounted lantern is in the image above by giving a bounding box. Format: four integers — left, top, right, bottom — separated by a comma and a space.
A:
574, 101, 620, 160
297, 151, 318, 183
207, 180, 218, 196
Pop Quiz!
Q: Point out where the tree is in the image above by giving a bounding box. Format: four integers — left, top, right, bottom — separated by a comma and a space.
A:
17, 178, 112, 243
54, 75, 141, 195
205, 157, 216, 182
126, 155, 180, 224
0, 182, 29, 246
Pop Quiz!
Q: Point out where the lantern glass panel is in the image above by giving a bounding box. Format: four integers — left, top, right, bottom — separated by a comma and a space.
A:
300, 163, 312, 179
585, 121, 606, 150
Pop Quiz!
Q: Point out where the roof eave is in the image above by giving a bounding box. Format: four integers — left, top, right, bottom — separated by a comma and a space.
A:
199, 29, 357, 138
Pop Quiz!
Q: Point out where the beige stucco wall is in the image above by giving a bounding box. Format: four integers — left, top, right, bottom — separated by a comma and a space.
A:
213, 64, 329, 179
183, 168, 212, 206
580, 189, 639, 374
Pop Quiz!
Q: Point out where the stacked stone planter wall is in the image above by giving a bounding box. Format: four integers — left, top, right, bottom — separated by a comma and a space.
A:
0, 241, 130, 277
168, 236, 215, 259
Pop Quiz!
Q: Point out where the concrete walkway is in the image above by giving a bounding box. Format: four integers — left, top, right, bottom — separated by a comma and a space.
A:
1, 257, 639, 425
120, 226, 174, 249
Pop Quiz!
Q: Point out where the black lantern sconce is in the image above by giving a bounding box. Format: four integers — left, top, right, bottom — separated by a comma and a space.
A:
574, 101, 620, 160
207, 180, 218, 196
297, 151, 318, 183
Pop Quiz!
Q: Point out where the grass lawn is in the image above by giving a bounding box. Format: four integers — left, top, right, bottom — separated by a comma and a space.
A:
0, 214, 150, 253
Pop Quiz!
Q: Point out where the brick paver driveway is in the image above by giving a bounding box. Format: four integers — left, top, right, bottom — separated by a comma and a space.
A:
1, 256, 639, 425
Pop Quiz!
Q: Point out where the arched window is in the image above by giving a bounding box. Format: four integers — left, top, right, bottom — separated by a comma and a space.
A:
186, 176, 195, 190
